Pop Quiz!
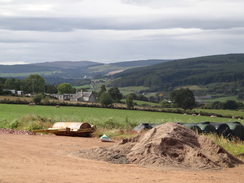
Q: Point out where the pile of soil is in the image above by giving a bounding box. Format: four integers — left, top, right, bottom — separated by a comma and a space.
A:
0, 128, 35, 135
77, 123, 243, 170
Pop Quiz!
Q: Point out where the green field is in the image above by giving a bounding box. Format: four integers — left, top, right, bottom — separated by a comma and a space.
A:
120, 99, 160, 107
0, 103, 242, 129
195, 109, 244, 118
203, 96, 239, 102
88, 64, 125, 73
118, 86, 150, 95
176, 85, 208, 91
74, 85, 91, 89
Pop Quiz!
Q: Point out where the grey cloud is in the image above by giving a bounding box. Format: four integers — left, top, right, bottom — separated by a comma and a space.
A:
0, 16, 244, 32
0, 17, 74, 31
0, 0, 243, 64
0, 39, 36, 43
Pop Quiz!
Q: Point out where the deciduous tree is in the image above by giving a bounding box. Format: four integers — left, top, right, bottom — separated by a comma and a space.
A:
108, 87, 122, 102
57, 83, 74, 94
45, 85, 58, 94
21, 74, 45, 94
4, 78, 21, 90
97, 84, 107, 100
126, 94, 134, 109
170, 88, 195, 110
223, 100, 238, 110
99, 92, 113, 107
0, 81, 3, 95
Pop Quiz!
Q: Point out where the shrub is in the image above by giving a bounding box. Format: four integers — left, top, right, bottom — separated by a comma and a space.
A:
7, 115, 53, 131
32, 94, 44, 104
223, 100, 238, 110
99, 92, 113, 107
126, 94, 134, 109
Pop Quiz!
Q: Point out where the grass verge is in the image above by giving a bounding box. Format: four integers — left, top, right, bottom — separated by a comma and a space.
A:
204, 134, 244, 158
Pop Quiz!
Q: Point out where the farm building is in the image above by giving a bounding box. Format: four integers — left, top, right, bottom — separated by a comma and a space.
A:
3, 89, 16, 95
49, 91, 96, 103
3, 89, 24, 96
17, 91, 24, 96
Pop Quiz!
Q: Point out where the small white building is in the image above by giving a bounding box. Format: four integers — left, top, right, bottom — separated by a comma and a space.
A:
17, 91, 24, 96
3, 89, 15, 94
49, 91, 96, 103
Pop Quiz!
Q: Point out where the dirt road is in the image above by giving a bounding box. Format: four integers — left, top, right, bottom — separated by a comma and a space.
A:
0, 134, 243, 183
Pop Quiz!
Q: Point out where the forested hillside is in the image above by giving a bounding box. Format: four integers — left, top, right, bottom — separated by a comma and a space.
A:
109, 59, 169, 67
110, 54, 244, 91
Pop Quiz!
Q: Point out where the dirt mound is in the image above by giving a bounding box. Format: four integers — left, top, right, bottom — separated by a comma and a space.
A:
0, 128, 35, 135
77, 123, 243, 170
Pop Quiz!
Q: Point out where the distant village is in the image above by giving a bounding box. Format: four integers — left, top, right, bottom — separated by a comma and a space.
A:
3, 89, 96, 103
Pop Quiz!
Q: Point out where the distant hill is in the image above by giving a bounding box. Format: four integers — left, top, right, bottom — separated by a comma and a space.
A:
2, 54, 244, 91
0, 59, 169, 84
88, 59, 170, 76
33, 61, 101, 69
110, 54, 244, 91
109, 59, 170, 67
0, 61, 101, 73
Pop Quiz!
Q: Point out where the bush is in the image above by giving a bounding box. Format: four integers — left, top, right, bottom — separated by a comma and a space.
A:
126, 94, 134, 109
223, 100, 238, 110
160, 100, 171, 108
32, 94, 44, 104
100, 118, 120, 129
8, 115, 53, 131
99, 92, 113, 107
211, 101, 224, 109
42, 98, 50, 105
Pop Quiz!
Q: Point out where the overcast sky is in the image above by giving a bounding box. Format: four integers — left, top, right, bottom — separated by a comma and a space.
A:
0, 0, 244, 64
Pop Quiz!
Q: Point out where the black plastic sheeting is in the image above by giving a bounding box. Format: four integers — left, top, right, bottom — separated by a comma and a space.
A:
132, 123, 153, 132
226, 121, 244, 140
210, 122, 232, 138
133, 121, 244, 140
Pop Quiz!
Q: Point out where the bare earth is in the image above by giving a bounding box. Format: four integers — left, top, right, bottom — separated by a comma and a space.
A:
0, 134, 244, 183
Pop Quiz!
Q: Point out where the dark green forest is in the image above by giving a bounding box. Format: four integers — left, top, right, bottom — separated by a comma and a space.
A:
109, 59, 169, 67
110, 54, 244, 92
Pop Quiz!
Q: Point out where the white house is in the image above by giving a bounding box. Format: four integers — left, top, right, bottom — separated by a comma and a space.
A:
49, 91, 96, 103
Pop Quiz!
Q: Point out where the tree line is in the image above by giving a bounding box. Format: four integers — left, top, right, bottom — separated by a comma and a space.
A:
0, 74, 243, 111
0, 75, 134, 108
0, 75, 59, 95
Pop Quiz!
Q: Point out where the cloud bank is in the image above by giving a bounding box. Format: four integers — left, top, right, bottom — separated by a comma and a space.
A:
0, 0, 244, 64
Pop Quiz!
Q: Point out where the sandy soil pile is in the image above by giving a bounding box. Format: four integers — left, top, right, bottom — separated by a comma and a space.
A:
77, 123, 243, 170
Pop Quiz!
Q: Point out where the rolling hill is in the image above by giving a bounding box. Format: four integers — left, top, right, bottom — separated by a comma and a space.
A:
0, 59, 169, 84
110, 54, 244, 92
1, 54, 244, 93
